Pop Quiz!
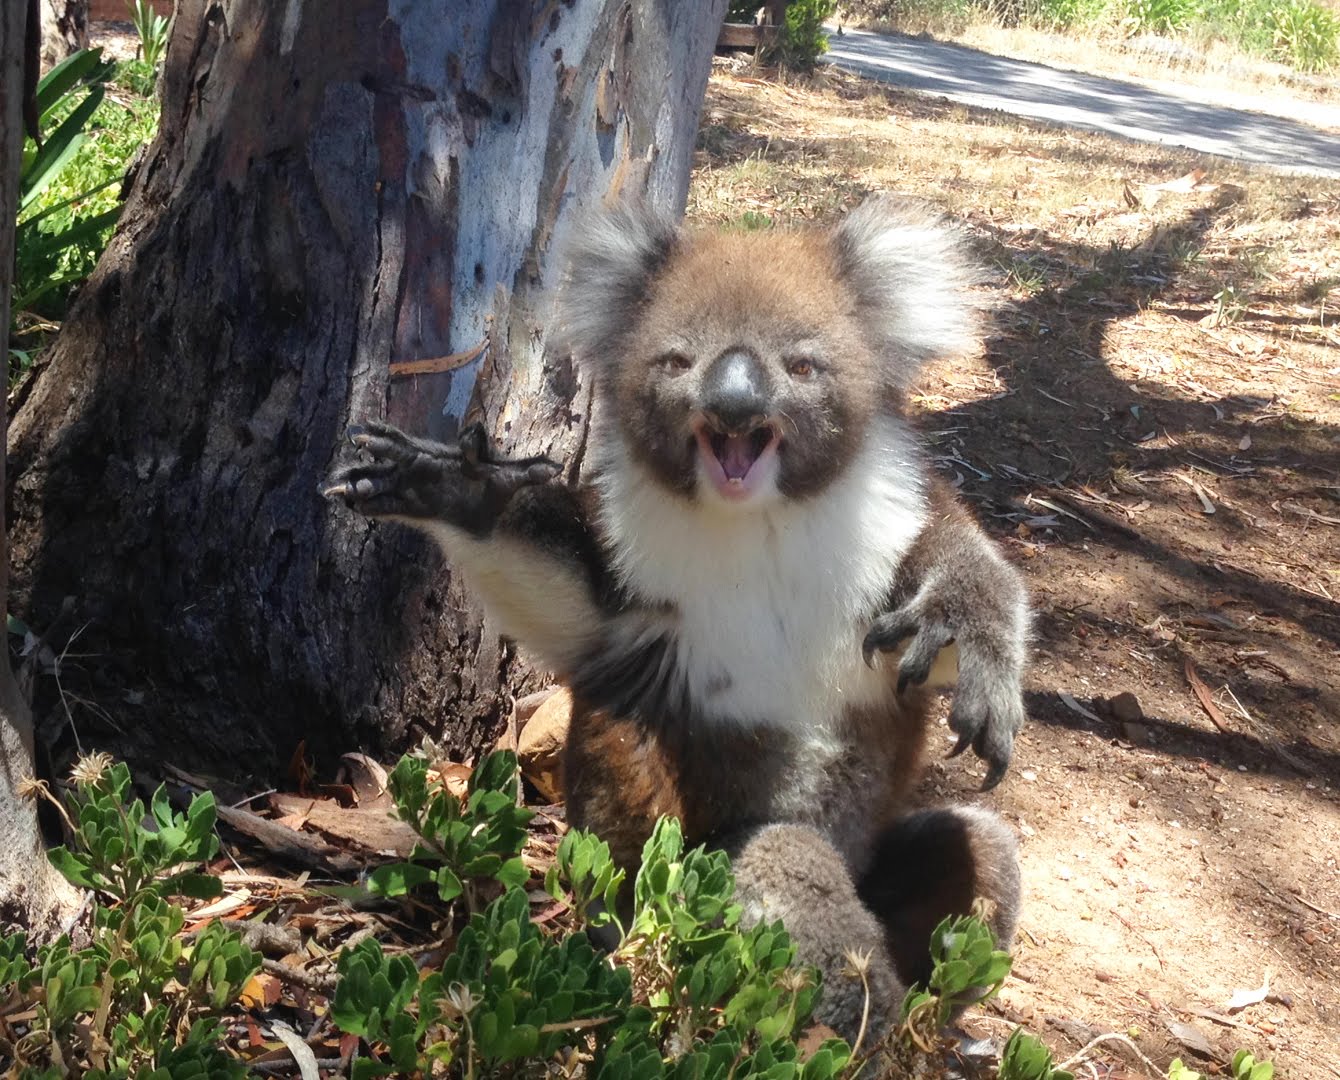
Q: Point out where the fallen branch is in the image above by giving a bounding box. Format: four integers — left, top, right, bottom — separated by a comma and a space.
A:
262, 957, 337, 995
216, 803, 360, 873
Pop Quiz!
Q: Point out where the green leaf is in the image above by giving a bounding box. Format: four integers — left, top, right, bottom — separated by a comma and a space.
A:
163, 872, 224, 900
22, 86, 105, 208
367, 862, 435, 897
48, 846, 100, 890
35, 48, 109, 121
435, 865, 464, 901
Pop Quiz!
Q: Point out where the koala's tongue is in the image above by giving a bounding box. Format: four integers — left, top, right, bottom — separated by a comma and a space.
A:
716, 433, 760, 480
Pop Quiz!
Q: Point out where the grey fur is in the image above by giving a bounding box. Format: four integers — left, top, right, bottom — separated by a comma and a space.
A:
830, 198, 982, 389
726, 823, 900, 1041
325, 197, 1029, 1042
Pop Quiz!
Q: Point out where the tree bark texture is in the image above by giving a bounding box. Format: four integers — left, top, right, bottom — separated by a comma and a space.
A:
7, 1, 727, 773
40, 0, 89, 72
1, 0, 83, 937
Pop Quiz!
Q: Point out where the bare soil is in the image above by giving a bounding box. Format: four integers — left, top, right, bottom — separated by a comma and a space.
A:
689, 60, 1340, 1079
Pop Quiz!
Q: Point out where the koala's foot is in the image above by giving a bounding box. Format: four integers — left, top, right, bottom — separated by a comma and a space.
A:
323, 421, 561, 535
724, 823, 902, 1046
857, 806, 1020, 996
863, 587, 1025, 792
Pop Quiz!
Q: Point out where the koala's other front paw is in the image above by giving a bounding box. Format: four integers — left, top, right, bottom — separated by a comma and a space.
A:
863, 584, 1025, 791
323, 421, 561, 533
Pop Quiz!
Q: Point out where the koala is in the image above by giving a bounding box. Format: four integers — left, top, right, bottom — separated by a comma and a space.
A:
324, 198, 1027, 1042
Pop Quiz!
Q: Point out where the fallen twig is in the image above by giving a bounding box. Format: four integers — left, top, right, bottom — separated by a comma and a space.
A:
1058, 1032, 1161, 1076
1182, 659, 1232, 735
262, 957, 337, 995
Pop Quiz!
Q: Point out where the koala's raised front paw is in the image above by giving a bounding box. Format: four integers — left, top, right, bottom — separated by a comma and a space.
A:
323, 421, 561, 533
862, 586, 1025, 792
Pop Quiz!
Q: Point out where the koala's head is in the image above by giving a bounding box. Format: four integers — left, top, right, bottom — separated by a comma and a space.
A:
555, 198, 979, 509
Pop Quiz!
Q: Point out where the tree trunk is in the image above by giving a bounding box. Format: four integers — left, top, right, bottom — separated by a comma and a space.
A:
8, 1, 727, 775
1, 0, 83, 938
40, 0, 89, 72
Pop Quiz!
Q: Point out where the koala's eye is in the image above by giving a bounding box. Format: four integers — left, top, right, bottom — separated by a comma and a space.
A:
654, 352, 693, 373
786, 357, 817, 379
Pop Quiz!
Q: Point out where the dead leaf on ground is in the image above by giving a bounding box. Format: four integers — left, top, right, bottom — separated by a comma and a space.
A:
269, 793, 419, 857
1167, 1019, 1215, 1058
434, 762, 472, 798
338, 752, 392, 808
1226, 972, 1271, 1012
515, 687, 572, 803
239, 972, 283, 1010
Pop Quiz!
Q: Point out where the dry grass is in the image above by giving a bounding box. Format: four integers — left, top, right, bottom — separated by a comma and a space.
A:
690, 61, 1340, 352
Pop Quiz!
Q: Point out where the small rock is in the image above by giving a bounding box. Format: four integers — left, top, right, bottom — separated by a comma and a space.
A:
1109, 691, 1143, 724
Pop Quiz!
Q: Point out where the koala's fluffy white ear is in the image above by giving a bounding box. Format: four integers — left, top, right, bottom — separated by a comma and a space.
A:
832, 197, 981, 388
552, 201, 680, 369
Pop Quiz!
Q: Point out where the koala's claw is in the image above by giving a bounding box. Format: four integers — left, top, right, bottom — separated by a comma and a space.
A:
861, 608, 954, 693
946, 677, 1023, 791
866, 591, 1024, 790
324, 420, 561, 527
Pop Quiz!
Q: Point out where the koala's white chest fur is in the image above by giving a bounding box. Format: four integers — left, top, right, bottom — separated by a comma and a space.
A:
596, 420, 929, 736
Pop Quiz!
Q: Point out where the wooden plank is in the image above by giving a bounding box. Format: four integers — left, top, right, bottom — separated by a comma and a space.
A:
717, 22, 779, 49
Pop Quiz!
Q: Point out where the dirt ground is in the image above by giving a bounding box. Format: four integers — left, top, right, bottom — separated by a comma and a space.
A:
686, 59, 1340, 1080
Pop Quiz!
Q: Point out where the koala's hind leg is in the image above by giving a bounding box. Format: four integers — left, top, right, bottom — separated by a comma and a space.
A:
725, 823, 904, 1045
856, 806, 1020, 992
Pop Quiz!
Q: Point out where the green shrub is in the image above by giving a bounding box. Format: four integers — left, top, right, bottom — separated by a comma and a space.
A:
0, 756, 258, 1076
365, 750, 532, 908
1122, 0, 1195, 34
335, 756, 852, 1079
1268, 0, 1340, 70
779, 0, 840, 68
999, 1028, 1076, 1080
128, 0, 172, 71
727, 1, 839, 70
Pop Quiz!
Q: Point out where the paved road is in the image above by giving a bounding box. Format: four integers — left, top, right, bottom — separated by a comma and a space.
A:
824, 28, 1340, 178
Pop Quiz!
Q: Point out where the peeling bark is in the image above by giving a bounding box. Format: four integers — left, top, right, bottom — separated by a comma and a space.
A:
8, 1, 727, 772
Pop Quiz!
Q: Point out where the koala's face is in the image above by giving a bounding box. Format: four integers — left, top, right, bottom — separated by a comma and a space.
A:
558, 200, 977, 510
610, 230, 884, 507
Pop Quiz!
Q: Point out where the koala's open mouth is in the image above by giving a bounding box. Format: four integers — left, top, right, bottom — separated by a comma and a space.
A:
693, 422, 781, 501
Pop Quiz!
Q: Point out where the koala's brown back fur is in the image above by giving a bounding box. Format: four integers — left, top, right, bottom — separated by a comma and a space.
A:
563, 688, 932, 882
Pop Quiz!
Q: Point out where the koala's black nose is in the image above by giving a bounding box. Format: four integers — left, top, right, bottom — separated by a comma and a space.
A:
700, 349, 772, 434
